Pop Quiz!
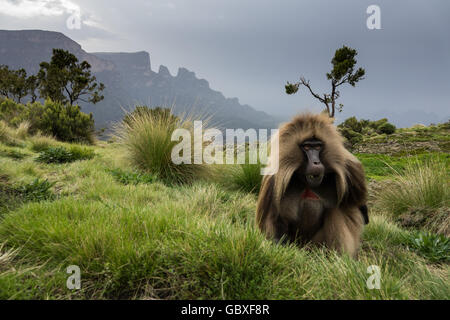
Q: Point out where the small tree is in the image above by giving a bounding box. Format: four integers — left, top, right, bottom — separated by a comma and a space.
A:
26, 75, 39, 103
37, 49, 104, 106
10, 68, 28, 103
285, 45, 365, 117
0, 65, 32, 103
0, 65, 13, 99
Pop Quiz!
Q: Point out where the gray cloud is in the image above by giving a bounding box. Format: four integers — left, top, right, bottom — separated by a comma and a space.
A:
1, 0, 449, 126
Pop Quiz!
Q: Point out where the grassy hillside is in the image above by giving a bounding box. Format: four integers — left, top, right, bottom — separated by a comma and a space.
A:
0, 123, 448, 299
353, 122, 450, 155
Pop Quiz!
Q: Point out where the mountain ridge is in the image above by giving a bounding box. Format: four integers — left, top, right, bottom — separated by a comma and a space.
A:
0, 29, 279, 130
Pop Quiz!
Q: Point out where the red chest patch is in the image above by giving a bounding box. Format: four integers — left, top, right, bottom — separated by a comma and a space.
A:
301, 188, 320, 200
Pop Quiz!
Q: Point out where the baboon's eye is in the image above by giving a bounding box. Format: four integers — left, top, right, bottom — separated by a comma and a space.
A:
314, 145, 321, 151
303, 145, 310, 151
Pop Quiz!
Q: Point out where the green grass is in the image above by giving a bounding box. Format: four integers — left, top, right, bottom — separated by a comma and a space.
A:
113, 110, 211, 184
366, 122, 450, 144
0, 121, 10, 143
108, 168, 158, 185
0, 127, 448, 300
0, 176, 55, 216
373, 156, 449, 236
0, 146, 29, 160
403, 231, 450, 263
356, 152, 448, 181
29, 134, 59, 152
0, 121, 22, 147
229, 163, 263, 193
14, 178, 55, 202
376, 157, 449, 214
36, 145, 95, 164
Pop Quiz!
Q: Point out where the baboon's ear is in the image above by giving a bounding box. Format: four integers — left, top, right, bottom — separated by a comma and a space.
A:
359, 205, 369, 224
342, 159, 367, 207
256, 175, 277, 236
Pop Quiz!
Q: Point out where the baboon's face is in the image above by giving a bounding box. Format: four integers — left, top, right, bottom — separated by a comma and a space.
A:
299, 138, 325, 189
292, 137, 338, 208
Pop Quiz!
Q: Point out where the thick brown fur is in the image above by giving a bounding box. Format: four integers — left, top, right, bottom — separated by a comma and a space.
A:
256, 113, 368, 257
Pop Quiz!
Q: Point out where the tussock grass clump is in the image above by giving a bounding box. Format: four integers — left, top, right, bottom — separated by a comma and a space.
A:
114, 110, 210, 184
0, 121, 11, 143
378, 157, 449, 212
215, 144, 267, 194
228, 162, 263, 193
0, 121, 19, 146
221, 147, 263, 193
15, 121, 30, 140
0, 242, 17, 268
29, 134, 59, 152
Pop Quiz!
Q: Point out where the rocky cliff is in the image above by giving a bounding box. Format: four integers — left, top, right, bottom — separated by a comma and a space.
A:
0, 29, 278, 130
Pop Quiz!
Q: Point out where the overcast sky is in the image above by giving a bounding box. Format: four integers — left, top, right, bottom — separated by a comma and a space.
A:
1, 0, 449, 126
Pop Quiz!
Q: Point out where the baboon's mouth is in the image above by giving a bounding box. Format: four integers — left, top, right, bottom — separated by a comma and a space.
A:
301, 188, 320, 200
304, 173, 324, 188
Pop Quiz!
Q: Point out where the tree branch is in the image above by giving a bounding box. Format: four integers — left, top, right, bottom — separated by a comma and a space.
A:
300, 77, 326, 103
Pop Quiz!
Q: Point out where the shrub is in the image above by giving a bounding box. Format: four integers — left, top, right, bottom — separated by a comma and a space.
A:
36, 147, 73, 164
403, 231, 450, 263
29, 100, 95, 144
377, 122, 396, 134
339, 127, 363, 145
338, 117, 396, 142
36, 146, 95, 164
0, 98, 24, 126
370, 118, 387, 128
339, 116, 362, 133
20, 100, 45, 134
377, 157, 449, 232
0, 99, 95, 144
114, 109, 209, 184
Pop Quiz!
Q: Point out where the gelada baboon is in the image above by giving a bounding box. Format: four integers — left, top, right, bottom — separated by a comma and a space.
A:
256, 113, 368, 257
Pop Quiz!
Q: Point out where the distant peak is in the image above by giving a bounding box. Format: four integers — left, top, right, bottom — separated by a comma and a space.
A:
91, 51, 151, 71
158, 65, 172, 77
177, 67, 196, 78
